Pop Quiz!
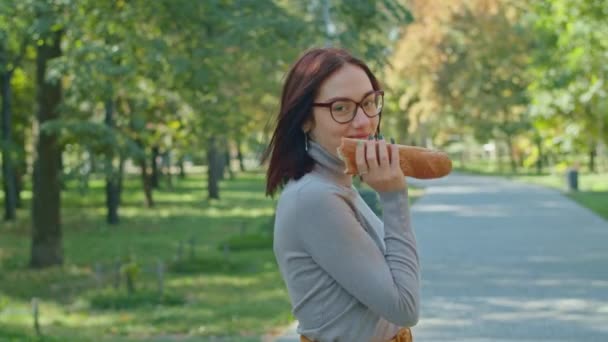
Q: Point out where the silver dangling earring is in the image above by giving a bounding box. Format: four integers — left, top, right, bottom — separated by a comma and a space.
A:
304, 133, 309, 151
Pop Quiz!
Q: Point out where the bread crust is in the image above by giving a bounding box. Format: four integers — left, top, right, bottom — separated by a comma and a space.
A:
337, 137, 452, 179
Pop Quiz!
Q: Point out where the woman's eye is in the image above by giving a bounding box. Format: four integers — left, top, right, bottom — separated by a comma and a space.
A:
333, 104, 347, 112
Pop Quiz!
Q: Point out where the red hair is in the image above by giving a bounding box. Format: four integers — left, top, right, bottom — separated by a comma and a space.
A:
261, 48, 382, 197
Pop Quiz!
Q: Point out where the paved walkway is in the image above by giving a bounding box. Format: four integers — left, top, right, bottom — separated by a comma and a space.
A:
271, 173, 608, 341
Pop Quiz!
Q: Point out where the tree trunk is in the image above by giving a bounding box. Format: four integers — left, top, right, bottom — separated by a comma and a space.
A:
506, 135, 517, 174
137, 140, 154, 208
105, 170, 120, 224
217, 140, 226, 181
495, 140, 504, 174
89, 147, 97, 173
141, 162, 154, 208
31, 30, 63, 268
178, 156, 186, 179
78, 150, 91, 195
12, 130, 26, 208
117, 152, 125, 205
224, 149, 235, 179
15, 168, 23, 208
224, 139, 235, 180
59, 152, 66, 190
163, 151, 173, 190
536, 138, 544, 175
104, 98, 119, 225
151, 146, 159, 188
2, 70, 17, 221
588, 140, 596, 173
207, 136, 220, 199
236, 138, 245, 172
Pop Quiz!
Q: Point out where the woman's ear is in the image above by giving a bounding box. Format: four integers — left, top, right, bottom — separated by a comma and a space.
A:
302, 119, 314, 134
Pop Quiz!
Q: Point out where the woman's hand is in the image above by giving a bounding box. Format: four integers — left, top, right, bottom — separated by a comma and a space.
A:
356, 136, 406, 193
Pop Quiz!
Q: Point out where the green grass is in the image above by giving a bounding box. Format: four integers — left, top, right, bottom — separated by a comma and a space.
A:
0, 171, 290, 341
454, 160, 608, 220
0, 170, 424, 341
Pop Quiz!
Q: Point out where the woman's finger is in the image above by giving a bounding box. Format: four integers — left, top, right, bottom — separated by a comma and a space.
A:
390, 142, 401, 171
377, 138, 389, 168
355, 140, 367, 174
366, 139, 379, 170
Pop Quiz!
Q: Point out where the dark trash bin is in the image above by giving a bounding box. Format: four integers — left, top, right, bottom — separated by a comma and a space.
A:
566, 168, 578, 192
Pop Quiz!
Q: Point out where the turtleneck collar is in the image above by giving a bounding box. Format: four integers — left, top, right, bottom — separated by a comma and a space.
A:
307, 139, 353, 188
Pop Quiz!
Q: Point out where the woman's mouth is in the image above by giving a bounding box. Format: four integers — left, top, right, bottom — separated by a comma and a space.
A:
347, 134, 371, 139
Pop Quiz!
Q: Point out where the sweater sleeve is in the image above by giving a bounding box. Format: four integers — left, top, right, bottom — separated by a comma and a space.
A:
294, 187, 420, 327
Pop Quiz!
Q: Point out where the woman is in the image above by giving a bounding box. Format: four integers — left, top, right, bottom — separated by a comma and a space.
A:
262, 47, 420, 342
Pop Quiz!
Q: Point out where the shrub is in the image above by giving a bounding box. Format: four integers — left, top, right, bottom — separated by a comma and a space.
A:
89, 289, 184, 310
168, 253, 246, 274
359, 188, 382, 216
219, 233, 273, 252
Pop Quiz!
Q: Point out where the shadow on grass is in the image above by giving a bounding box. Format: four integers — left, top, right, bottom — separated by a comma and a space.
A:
0, 210, 274, 300
0, 255, 291, 340
0, 171, 290, 340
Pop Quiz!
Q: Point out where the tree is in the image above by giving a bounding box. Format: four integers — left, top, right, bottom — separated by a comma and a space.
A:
0, 0, 30, 221
31, 7, 64, 267
387, 0, 451, 146
390, 0, 533, 172
528, 0, 608, 172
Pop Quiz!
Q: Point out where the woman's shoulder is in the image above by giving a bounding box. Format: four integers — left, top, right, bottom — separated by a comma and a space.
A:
274, 174, 358, 223
281, 172, 352, 202
274, 173, 355, 230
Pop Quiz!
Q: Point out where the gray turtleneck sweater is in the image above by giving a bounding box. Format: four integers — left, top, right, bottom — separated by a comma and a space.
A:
273, 140, 420, 342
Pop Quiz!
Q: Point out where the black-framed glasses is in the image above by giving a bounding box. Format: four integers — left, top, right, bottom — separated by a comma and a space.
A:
312, 90, 384, 124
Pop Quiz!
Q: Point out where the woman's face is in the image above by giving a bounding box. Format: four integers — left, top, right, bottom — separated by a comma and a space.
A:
305, 63, 379, 159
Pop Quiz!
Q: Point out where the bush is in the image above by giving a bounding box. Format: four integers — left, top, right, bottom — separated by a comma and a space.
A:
359, 188, 382, 216
0, 296, 8, 311
219, 233, 273, 252
0, 326, 63, 341
168, 253, 246, 274
89, 289, 184, 310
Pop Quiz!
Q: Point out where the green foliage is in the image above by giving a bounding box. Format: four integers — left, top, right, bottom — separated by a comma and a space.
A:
0, 171, 291, 340
358, 188, 382, 216
169, 253, 248, 274
435, 2, 532, 141
528, 0, 608, 150
5, 0, 606, 336
120, 255, 141, 294
0, 295, 8, 311
389, 0, 607, 173
219, 233, 274, 252
89, 289, 184, 310
329, 0, 413, 67
0, 326, 63, 342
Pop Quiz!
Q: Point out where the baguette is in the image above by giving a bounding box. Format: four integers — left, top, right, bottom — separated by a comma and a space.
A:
337, 137, 452, 179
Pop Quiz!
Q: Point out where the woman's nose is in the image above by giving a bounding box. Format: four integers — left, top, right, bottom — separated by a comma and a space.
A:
351, 106, 371, 127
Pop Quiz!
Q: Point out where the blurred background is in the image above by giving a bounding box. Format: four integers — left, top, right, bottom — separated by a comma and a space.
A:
0, 0, 606, 341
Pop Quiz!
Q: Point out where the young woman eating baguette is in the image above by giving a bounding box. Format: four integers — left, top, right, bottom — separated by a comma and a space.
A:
262, 47, 420, 342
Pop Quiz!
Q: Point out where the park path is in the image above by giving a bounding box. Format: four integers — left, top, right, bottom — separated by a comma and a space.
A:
270, 173, 608, 341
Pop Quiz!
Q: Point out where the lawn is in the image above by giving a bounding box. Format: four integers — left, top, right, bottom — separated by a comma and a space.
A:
0, 170, 423, 341
513, 173, 608, 220
454, 160, 608, 220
